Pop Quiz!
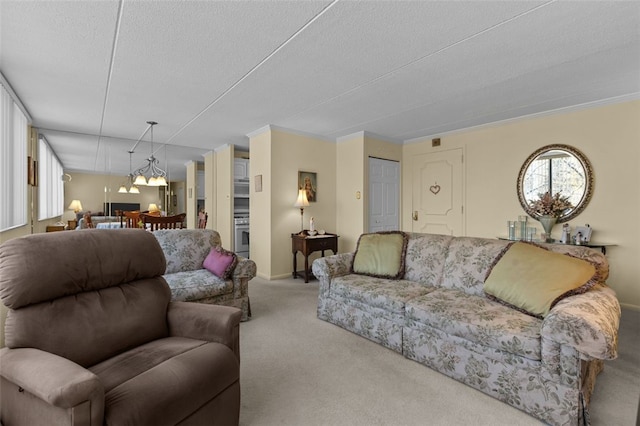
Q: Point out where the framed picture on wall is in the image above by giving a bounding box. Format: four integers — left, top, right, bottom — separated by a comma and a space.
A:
298, 171, 317, 202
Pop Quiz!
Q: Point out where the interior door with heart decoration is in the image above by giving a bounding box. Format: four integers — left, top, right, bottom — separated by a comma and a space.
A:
412, 148, 464, 235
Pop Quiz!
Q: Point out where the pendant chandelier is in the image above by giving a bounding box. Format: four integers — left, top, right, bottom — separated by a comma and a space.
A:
118, 151, 140, 194
132, 121, 167, 187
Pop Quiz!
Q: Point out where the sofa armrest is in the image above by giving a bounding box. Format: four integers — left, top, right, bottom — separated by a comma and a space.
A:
229, 257, 256, 306
232, 257, 256, 279
167, 302, 242, 359
0, 347, 104, 410
312, 252, 354, 297
541, 284, 620, 360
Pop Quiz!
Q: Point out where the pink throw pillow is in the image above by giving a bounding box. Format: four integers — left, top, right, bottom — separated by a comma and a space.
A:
203, 247, 238, 279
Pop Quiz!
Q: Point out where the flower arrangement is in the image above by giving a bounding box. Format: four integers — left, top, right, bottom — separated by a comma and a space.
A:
529, 191, 573, 217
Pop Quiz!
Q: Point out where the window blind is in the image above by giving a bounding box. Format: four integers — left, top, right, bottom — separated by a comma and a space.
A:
0, 84, 28, 231
38, 136, 64, 220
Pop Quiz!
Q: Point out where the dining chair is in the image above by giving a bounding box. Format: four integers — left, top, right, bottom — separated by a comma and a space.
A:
114, 209, 123, 228
123, 211, 141, 228
140, 213, 186, 231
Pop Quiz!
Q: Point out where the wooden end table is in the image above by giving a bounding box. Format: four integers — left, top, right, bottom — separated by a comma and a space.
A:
291, 232, 339, 283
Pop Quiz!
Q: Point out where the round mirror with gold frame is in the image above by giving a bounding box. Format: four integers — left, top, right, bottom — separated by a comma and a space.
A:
517, 144, 594, 223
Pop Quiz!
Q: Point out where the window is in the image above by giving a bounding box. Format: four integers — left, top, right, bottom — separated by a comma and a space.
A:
0, 83, 28, 231
38, 136, 64, 220
523, 150, 586, 208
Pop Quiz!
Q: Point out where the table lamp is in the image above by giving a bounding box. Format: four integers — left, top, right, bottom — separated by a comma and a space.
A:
294, 189, 309, 233
68, 199, 83, 213
148, 203, 161, 216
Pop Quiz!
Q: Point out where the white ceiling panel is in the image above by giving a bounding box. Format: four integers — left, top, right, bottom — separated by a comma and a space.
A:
281, 1, 640, 138
1, 0, 638, 181
0, 1, 120, 133
101, 0, 332, 141
169, 1, 546, 146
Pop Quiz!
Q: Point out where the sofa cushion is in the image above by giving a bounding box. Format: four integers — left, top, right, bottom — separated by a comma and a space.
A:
163, 270, 233, 302
5, 279, 171, 367
0, 229, 166, 309
440, 237, 510, 297
331, 274, 436, 314
203, 247, 237, 279
351, 231, 408, 279
484, 242, 597, 318
90, 336, 239, 425
154, 229, 222, 274
404, 233, 453, 286
405, 288, 542, 361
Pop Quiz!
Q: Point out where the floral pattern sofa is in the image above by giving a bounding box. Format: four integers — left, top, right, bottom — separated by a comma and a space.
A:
153, 229, 256, 321
312, 233, 620, 426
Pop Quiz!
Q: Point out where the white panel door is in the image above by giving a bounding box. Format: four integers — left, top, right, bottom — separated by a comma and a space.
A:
369, 157, 400, 232
412, 149, 463, 235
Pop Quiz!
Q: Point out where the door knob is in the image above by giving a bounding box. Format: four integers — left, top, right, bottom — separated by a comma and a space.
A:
412, 211, 418, 221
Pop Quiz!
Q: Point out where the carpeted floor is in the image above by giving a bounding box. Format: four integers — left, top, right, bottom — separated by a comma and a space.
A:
239, 277, 640, 426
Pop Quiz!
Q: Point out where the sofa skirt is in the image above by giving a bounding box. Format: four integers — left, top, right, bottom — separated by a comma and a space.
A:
317, 296, 404, 354
403, 324, 587, 426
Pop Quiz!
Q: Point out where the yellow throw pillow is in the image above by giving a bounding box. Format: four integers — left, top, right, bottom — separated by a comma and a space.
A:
484, 242, 597, 318
352, 232, 408, 279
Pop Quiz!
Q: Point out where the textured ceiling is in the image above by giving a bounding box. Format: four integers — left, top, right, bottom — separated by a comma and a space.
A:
1, 0, 639, 181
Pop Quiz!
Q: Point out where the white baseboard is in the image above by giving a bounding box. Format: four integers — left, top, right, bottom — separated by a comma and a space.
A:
255, 272, 295, 280
620, 303, 640, 312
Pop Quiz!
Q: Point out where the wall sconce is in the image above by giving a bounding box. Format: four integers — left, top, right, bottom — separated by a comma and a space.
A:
293, 189, 309, 233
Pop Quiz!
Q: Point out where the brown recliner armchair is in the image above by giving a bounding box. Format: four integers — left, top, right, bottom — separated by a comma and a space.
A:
0, 229, 241, 425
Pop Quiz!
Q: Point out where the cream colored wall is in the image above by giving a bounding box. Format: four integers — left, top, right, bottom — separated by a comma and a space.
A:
335, 133, 402, 253
270, 129, 337, 278
186, 161, 197, 229
403, 100, 640, 309
170, 181, 186, 216
248, 129, 337, 279
204, 151, 216, 230
215, 145, 233, 247
249, 131, 272, 279
336, 135, 364, 253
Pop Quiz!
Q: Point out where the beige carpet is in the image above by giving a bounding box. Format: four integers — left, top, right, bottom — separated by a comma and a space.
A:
239, 277, 640, 426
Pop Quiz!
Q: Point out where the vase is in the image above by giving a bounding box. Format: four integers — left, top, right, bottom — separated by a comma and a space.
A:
538, 215, 557, 242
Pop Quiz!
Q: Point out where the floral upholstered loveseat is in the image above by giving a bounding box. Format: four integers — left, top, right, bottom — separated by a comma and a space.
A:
153, 229, 255, 321
312, 232, 620, 426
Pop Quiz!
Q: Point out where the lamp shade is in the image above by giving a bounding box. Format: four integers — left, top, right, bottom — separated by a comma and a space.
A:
148, 203, 160, 213
294, 189, 309, 208
68, 199, 83, 212
128, 185, 140, 194
133, 174, 147, 186
117, 185, 128, 193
